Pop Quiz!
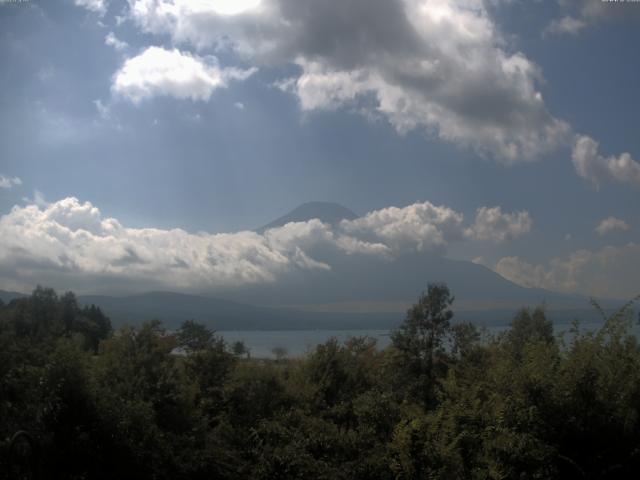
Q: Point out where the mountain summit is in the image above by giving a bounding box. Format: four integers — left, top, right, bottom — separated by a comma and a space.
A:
257, 202, 358, 233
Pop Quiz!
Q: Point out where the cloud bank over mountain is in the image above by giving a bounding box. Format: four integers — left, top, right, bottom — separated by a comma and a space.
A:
495, 243, 640, 300
0, 197, 530, 294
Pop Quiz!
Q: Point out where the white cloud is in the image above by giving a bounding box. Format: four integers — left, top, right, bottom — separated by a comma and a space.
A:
75, 0, 107, 15
495, 243, 640, 299
572, 135, 640, 188
0, 198, 331, 293
124, 0, 569, 162
0, 197, 532, 294
545, 0, 640, 36
21, 190, 47, 208
471, 256, 488, 266
495, 256, 557, 290
340, 201, 465, 254
334, 235, 392, 257
105, 32, 129, 51
0, 175, 22, 190
543, 16, 587, 36
596, 217, 630, 236
464, 206, 532, 242
112, 46, 256, 103
93, 99, 110, 120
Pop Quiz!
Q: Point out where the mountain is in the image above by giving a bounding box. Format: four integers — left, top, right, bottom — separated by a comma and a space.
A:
74, 288, 612, 333
0, 289, 27, 304
257, 201, 358, 233
212, 201, 619, 324
212, 250, 598, 312
0, 287, 398, 330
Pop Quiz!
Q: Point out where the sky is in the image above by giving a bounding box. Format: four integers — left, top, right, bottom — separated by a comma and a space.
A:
0, 0, 639, 299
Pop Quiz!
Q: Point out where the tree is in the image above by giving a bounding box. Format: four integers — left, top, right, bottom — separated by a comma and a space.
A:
232, 340, 250, 358
176, 320, 234, 422
450, 321, 481, 360
391, 283, 454, 406
177, 319, 215, 352
505, 306, 554, 359
271, 346, 288, 362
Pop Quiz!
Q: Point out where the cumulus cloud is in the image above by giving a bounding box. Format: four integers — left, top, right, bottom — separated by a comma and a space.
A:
465, 206, 532, 242
105, 32, 129, 51
545, 0, 640, 36
572, 135, 640, 188
123, 0, 569, 162
75, 0, 107, 15
0, 197, 531, 294
340, 202, 465, 254
112, 47, 256, 103
0, 175, 22, 190
543, 16, 587, 36
495, 243, 640, 299
0, 198, 332, 293
596, 217, 630, 236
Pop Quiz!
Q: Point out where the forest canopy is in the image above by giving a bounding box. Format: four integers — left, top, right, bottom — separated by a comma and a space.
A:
1, 285, 639, 479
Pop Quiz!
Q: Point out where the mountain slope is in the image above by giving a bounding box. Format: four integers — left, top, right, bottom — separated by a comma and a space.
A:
257, 201, 358, 233
212, 250, 588, 310
222, 202, 604, 316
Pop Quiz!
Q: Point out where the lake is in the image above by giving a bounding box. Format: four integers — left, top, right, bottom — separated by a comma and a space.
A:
219, 319, 626, 358
220, 329, 393, 358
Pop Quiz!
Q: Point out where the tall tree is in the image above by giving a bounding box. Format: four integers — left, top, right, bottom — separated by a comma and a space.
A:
391, 283, 454, 406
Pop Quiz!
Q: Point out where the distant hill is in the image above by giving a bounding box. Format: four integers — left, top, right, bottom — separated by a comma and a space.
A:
0, 288, 398, 330
0, 289, 27, 304
74, 290, 614, 332
77, 291, 398, 331
257, 201, 358, 233
1, 287, 615, 332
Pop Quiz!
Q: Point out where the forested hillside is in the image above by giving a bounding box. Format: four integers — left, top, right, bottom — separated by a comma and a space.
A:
1, 286, 639, 479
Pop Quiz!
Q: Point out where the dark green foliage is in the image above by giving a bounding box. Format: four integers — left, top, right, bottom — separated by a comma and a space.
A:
232, 340, 250, 357
177, 318, 216, 352
1, 285, 639, 479
504, 306, 555, 358
390, 283, 455, 406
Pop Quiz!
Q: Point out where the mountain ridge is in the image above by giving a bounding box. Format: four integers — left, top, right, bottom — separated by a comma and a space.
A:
256, 201, 358, 233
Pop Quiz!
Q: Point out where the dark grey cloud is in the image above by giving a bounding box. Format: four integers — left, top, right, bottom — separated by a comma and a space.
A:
275, 0, 424, 69
124, 0, 569, 162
